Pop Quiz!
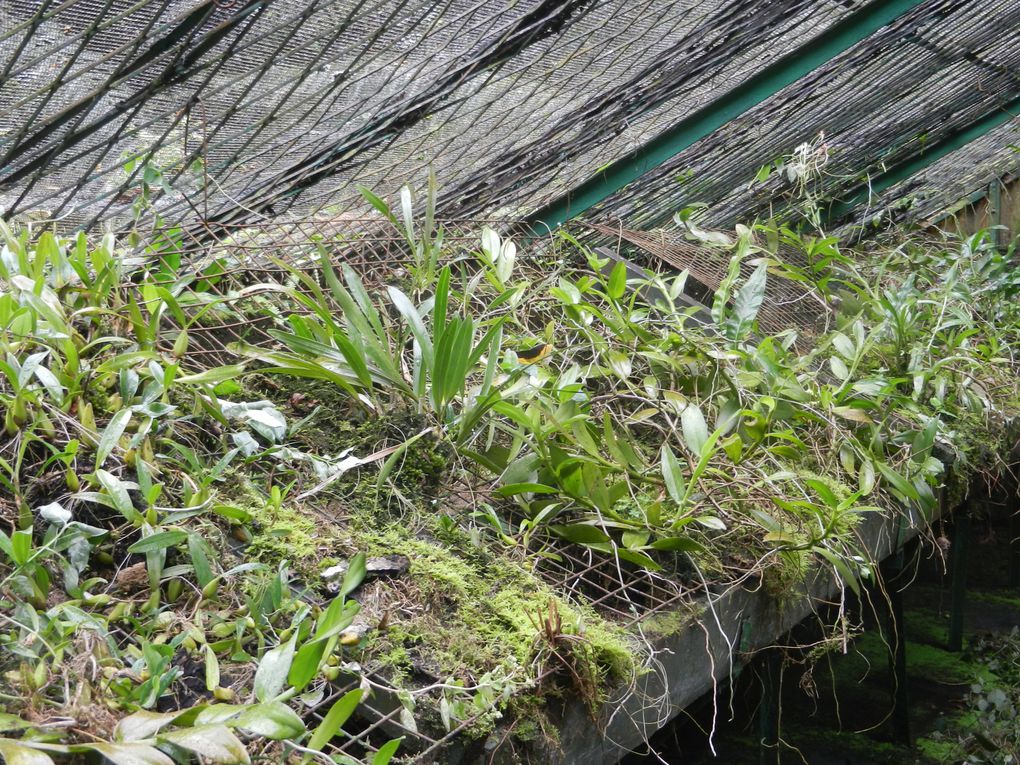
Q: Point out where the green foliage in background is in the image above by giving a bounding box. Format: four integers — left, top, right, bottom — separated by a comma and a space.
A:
1, 174, 1018, 762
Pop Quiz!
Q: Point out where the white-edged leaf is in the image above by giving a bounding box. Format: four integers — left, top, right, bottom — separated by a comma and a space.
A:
96, 408, 131, 469
157, 725, 249, 764
681, 404, 709, 455
254, 633, 298, 703
88, 742, 174, 765
115, 710, 188, 742
0, 740, 55, 765
829, 356, 849, 381
728, 261, 768, 339
606, 350, 631, 380
232, 702, 304, 740
694, 515, 727, 531
660, 445, 685, 504
94, 469, 139, 521
831, 333, 855, 359
33, 365, 65, 404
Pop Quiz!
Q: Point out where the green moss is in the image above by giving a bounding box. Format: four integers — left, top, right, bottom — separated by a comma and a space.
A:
503, 695, 561, 752
915, 736, 963, 764
641, 604, 699, 638
219, 476, 341, 576
968, 589, 1020, 610
905, 642, 983, 684
778, 723, 916, 764
358, 521, 635, 688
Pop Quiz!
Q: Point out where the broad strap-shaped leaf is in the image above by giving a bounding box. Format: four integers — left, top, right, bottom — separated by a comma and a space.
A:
305, 689, 364, 760
387, 287, 433, 369
660, 445, 685, 505
727, 260, 768, 340
254, 633, 297, 703
0, 740, 55, 765
550, 523, 611, 545
338, 552, 367, 597
157, 725, 249, 764
680, 404, 709, 455
88, 742, 174, 765
371, 739, 402, 765
127, 530, 187, 555
115, 709, 192, 742
232, 702, 304, 740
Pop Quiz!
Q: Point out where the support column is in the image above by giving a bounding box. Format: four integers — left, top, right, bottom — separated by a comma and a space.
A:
881, 549, 911, 745
758, 649, 782, 765
947, 504, 971, 652
1009, 484, 1020, 589
988, 180, 1006, 251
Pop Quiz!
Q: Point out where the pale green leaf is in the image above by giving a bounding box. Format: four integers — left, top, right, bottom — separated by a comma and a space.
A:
88, 742, 174, 765
204, 645, 220, 692
232, 702, 304, 740
115, 710, 187, 742
660, 445, 685, 505
0, 740, 55, 765
681, 404, 709, 455
254, 633, 297, 702
157, 725, 249, 764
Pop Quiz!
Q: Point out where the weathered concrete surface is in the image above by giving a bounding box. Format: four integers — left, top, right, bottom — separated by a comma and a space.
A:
542, 498, 939, 765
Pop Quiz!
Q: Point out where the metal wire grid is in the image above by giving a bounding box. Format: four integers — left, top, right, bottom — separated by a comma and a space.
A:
582, 221, 827, 338
0, 0, 870, 232
143, 216, 506, 364
300, 678, 440, 762
294, 557, 690, 763
578, 0, 1020, 232
127, 218, 702, 761
155, 216, 705, 631
289, 0, 866, 222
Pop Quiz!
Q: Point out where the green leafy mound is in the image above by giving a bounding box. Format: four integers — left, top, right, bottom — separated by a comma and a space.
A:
1, 198, 1018, 764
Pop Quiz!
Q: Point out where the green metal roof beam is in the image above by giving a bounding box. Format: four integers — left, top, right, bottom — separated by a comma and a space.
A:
825, 95, 1020, 222
523, 0, 928, 235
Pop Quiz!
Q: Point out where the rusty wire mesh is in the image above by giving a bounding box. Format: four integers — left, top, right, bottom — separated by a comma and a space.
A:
582, 221, 829, 338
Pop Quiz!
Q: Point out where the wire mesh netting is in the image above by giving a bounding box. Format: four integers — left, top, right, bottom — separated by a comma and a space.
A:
132, 219, 699, 761
2, 0, 1018, 238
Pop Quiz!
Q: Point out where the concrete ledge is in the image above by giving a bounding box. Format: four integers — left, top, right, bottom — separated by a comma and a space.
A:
540, 497, 939, 764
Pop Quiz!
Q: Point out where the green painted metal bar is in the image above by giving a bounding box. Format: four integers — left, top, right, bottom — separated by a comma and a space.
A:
927, 186, 994, 226
523, 0, 928, 234
826, 93, 1020, 222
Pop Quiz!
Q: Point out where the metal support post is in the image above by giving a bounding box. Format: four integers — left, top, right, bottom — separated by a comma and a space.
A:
881, 549, 911, 745
758, 649, 782, 765
947, 504, 971, 652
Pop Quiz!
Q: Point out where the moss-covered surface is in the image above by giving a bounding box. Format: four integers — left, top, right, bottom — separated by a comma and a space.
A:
213, 374, 641, 747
